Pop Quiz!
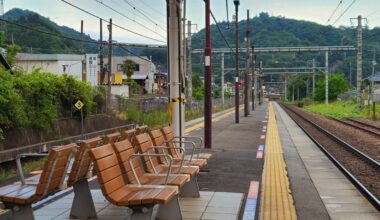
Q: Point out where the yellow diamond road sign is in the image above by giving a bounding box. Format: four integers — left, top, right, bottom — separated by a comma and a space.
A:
75, 100, 84, 110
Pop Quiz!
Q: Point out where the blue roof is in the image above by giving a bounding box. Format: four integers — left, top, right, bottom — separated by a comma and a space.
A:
368, 73, 380, 82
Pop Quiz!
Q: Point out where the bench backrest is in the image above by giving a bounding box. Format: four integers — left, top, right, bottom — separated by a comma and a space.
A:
36, 143, 76, 197
149, 129, 172, 163
160, 126, 183, 157
112, 140, 145, 184
135, 125, 148, 135
68, 137, 102, 186
120, 129, 136, 142
103, 132, 121, 144
135, 133, 163, 173
90, 144, 127, 200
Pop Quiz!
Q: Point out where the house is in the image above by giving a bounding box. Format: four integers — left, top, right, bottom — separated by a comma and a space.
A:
104, 56, 156, 94
16, 53, 85, 80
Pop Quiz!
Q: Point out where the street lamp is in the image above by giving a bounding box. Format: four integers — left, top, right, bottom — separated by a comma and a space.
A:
234, 0, 240, 123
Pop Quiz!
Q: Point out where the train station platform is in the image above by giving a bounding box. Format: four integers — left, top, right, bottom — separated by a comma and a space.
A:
3, 101, 379, 220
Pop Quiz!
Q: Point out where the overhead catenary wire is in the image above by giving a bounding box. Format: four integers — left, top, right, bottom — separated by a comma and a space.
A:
326, 0, 343, 24
94, 0, 166, 40
210, 10, 235, 56
332, 0, 357, 26
135, 0, 166, 18
119, 0, 166, 32
60, 0, 166, 43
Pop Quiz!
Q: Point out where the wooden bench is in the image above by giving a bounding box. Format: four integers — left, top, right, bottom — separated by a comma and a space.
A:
90, 144, 182, 219
161, 126, 212, 160
103, 131, 122, 144
0, 144, 76, 220
67, 137, 102, 219
134, 133, 200, 197
149, 129, 207, 168
120, 128, 137, 142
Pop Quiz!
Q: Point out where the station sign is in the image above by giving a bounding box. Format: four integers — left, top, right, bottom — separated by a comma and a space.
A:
86, 54, 98, 86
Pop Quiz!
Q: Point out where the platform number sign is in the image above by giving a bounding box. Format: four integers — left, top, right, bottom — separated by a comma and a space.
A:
74, 100, 84, 110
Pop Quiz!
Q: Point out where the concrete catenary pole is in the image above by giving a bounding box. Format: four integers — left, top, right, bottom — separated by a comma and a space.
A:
167, 0, 184, 142
107, 18, 112, 109
284, 77, 287, 101
187, 20, 192, 101
357, 15, 363, 111
221, 52, 225, 106
259, 61, 263, 105
234, 0, 240, 123
204, 0, 212, 148
312, 58, 315, 98
371, 49, 376, 97
325, 51, 329, 104
244, 9, 250, 117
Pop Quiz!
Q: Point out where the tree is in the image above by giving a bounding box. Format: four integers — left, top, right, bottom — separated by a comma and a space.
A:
192, 73, 204, 100
121, 59, 137, 78
315, 73, 349, 101
6, 44, 21, 67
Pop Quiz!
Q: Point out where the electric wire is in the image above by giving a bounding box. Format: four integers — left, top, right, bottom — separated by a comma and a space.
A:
210, 10, 235, 56
135, 0, 166, 17
332, 0, 357, 26
120, 0, 166, 32
94, 0, 166, 40
60, 0, 166, 43
326, 0, 343, 24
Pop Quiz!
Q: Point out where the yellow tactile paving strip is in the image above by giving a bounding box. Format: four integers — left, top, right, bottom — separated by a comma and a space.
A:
260, 102, 297, 220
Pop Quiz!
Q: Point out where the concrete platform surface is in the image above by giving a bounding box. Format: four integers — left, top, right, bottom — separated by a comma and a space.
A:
34, 190, 243, 220
274, 102, 380, 220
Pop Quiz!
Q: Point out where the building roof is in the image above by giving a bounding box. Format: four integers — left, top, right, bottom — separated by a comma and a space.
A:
16, 53, 85, 61
368, 73, 380, 82
131, 73, 148, 80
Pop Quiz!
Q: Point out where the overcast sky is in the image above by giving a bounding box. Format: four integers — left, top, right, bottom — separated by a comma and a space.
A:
5, 0, 380, 45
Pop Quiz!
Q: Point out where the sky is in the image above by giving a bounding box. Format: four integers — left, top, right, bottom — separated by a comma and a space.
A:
4, 0, 380, 45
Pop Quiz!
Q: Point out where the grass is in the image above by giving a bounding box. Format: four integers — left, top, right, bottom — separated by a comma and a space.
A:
0, 157, 46, 184
302, 100, 380, 119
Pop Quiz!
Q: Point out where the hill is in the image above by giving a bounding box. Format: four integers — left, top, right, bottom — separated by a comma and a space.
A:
0, 8, 137, 55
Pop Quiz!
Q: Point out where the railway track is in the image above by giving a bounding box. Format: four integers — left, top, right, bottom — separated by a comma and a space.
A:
329, 117, 380, 137
280, 104, 380, 211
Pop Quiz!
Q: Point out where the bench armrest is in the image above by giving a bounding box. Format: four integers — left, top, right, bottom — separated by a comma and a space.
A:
16, 153, 48, 185
147, 146, 186, 172
164, 140, 197, 165
128, 154, 173, 186
173, 136, 204, 158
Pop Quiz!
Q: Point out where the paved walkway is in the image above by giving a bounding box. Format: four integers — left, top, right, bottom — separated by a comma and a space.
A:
274, 102, 380, 220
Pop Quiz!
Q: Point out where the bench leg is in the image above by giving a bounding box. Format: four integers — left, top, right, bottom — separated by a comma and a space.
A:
156, 195, 182, 220
180, 176, 200, 198
130, 205, 154, 220
69, 179, 97, 219
3, 203, 34, 220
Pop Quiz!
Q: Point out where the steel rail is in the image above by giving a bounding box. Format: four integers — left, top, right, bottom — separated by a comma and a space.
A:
347, 118, 380, 131
280, 104, 380, 211
329, 117, 380, 137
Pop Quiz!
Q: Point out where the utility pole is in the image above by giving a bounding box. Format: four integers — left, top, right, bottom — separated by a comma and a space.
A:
349, 62, 352, 87
221, 53, 225, 106
107, 18, 112, 109
325, 51, 329, 104
252, 49, 256, 110
234, 0, 240, 123
187, 20, 192, 101
204, 0, 212, 148
244, 9, 250, 117
371, 49, 376, 96
356, 15, 363, 111
99, 19, 104, 84
312, 58, 315, 98
168, 0, 185, 145
259, 61, 263, 105
284, 77, 287, 101
80, 20, 84, 53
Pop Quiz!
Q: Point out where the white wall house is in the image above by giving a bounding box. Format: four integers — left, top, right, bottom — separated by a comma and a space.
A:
16, 53, 85, 80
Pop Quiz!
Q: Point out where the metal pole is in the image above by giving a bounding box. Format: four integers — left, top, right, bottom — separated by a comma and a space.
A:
244, 9, 250, 117
204, 0, 212, 148
107, 19, 112, 109
371, 49, 376, 97
284, 78, 287, 101
187, 20, 192, 101
259, 61, 263, 105
221, 53, 225, 106
349, 62, 352, 87
252, 49, 256, 110
80, 20, 84, 53
99, 19, 104, 85
234, 0, 240, 123
325, 51, 329, 104
312, 58, 315, 98
357, 15, 363, 111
